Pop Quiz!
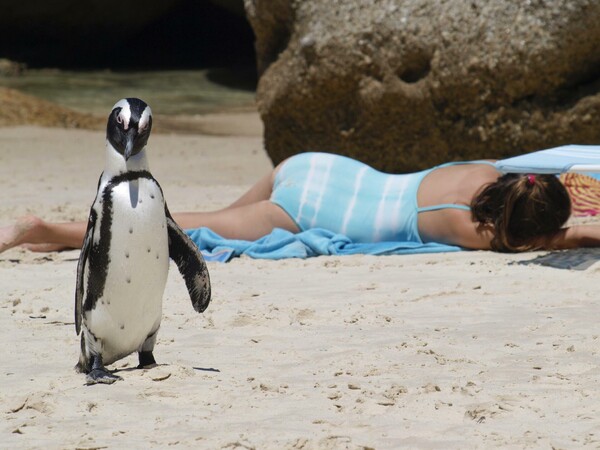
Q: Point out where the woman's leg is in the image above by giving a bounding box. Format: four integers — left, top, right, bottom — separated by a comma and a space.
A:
174, 200, 298, 240
0, 199, 298, 254
0, 166, 294, 253
0, 216, 87, 253
225, 170, 277, 209
171, 164, 285, 231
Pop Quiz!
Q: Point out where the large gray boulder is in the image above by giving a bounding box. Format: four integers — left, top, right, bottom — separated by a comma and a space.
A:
245, 0, 600, 172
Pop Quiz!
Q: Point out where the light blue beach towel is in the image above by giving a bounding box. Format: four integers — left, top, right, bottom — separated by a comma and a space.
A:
495, 145, 600, 175
187, 227, 462, 262
188, 145, 600, 262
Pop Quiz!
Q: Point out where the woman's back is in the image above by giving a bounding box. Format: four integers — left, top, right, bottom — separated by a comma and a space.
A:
417, 162, 499, 248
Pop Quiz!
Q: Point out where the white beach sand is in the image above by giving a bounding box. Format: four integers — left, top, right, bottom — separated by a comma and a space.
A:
1, 114, 600, 449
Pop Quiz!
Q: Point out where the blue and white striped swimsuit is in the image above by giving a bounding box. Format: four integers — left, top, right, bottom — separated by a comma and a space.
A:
271, 152, 494, 243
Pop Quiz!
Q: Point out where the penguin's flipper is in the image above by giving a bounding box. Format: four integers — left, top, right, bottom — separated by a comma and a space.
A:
165, 207, 211, 313
75, 208, 97, 335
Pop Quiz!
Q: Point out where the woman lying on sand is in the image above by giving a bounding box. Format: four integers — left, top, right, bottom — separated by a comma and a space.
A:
1, 152, 600, 254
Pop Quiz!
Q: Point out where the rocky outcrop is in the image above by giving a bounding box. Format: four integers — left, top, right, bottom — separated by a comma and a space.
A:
246, 0, 600, 172
0, 88, 101, 129
0, 59, 26, 76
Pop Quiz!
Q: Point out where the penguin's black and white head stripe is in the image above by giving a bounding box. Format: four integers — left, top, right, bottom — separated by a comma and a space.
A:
107, 98, 153, 160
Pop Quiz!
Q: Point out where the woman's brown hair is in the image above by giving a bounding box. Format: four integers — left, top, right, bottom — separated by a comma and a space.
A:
471, 173, 571, 252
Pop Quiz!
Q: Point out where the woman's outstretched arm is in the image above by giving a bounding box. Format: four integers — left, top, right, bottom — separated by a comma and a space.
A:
541, 225, 600, 250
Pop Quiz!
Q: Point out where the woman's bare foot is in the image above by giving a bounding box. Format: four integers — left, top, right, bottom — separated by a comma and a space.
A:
0, 215, 66, 254
21, 243, 71, 253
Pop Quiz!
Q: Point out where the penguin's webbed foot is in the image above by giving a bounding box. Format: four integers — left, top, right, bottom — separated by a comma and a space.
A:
84, 354, 122, 385
85, 368, 123, 385
138, 350, 157, 369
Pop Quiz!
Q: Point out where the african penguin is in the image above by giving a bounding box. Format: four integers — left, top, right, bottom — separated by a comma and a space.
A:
75, 97, 211, 385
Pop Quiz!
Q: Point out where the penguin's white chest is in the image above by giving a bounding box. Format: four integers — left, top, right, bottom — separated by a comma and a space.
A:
84, 178, 169, 362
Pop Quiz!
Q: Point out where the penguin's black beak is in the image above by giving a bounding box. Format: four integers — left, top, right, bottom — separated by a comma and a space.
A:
123, 129, 137, 161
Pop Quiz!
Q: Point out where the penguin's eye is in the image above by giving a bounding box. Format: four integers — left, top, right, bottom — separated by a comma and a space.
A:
116, 115, 123, 124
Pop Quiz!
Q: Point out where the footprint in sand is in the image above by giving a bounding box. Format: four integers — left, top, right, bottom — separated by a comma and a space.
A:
230, 313, 261, 327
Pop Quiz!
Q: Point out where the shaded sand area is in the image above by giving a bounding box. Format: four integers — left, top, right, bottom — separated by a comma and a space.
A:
2, 115, 600, 448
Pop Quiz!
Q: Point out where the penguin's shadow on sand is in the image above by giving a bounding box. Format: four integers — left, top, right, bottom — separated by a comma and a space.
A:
112, 363, 166, 375
112, 365, 220, 375
512, 248, 600, 271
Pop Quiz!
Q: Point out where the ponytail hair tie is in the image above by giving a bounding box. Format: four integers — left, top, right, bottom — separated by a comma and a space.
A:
526, 174, 536, 186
